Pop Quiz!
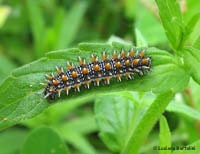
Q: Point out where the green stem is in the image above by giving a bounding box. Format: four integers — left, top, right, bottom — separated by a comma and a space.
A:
121, 91, 174, 154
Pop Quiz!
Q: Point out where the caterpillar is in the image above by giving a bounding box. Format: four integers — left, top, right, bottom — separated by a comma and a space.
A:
42, 48, 151, 100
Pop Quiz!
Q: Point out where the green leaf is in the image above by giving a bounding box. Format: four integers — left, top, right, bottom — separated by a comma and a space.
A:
121, 91, 174, 154
185, 13, 200, 47
80, 42, 190, 94
159, 115, 171, 154
107, 35, 133, 47
0, 41, 189, 130
94, 91, 140, 152
183, 46, 200, 84
155, 0, 184, 50
21, 96, 93, 128
171, 140, 200, 154
0, 128, 27, 154
78, 42, 112, 52
166, 100, 200, 121
21, 126, 68, 154
56, 2, 88, 48
94, 91, 174, 154
0, 48, 89, 130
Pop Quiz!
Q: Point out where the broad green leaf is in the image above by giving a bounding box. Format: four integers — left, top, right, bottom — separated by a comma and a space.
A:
155, 0, 184, 50
56, 2, 88, 48
21, 96, 93, 128
121, 91, 174, 154
130, 48, 189, 93
0, 41, 189, 130
172, 140, 200, 154
0, 48, 90, 130
183, 46, 200, 84
94, 91, 140, 152
21, 126, 68, 154
0, 128, 27, 154
80, 42, 189, 94
159, 115, 171, 154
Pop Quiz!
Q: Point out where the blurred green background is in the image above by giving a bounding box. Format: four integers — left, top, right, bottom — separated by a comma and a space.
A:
0, 0, 200, 154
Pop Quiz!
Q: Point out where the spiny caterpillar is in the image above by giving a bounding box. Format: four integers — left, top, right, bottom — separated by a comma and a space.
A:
42, 49, 151, 100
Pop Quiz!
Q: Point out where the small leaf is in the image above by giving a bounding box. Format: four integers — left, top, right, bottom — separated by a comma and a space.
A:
155, 0, 184, 50
107, 35, 133, 47
94, 91, 140, 152
159, 115, 171, 154
121, 91, 174, 154
21, 126, 68, 154
183, 46, 200, 85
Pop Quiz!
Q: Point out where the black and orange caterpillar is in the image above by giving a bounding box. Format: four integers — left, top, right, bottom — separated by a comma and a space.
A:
42, 49, 151, 100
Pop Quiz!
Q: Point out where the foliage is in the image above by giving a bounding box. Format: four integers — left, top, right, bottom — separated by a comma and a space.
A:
0, 0, 200, 154
21, 126, 68, 154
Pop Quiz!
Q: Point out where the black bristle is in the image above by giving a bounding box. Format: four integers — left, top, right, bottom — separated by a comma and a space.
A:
43, 49, 152, 100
